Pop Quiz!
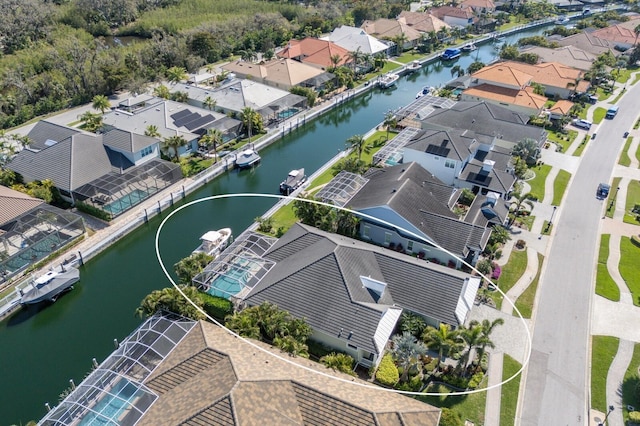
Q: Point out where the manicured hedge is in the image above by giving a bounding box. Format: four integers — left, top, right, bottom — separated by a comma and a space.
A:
199, 292, 233, 321
375, 353, 399, 387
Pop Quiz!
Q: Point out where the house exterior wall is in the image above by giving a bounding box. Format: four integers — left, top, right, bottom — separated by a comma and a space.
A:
402, 148, 460, 186
310, 330, 380, 368
542, 85, 573, 99
109, 143, 160, 166
443, 16, 473, 28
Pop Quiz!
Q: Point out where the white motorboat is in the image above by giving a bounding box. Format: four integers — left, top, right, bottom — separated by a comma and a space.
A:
19, 265, 80, 305
555, 15, 570, 25
406, 60, 421, 73
235, 148, 261, 169
441, 48, 461, 60
192, 228, 233, 257
462, 42, 477, 52
415, 86, 434, 99
279, 168, 307, 195
378, 73, 399, 89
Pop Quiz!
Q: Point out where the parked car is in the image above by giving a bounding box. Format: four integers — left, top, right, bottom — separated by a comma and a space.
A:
624, 131, 630, 138
596, 183, 611, 199
591, 133, 597, 139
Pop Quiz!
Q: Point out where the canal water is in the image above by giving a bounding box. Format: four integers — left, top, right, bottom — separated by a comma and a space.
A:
0, 26, 549, 424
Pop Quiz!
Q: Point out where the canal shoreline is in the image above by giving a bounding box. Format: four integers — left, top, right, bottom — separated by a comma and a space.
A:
0, 15, 563, 321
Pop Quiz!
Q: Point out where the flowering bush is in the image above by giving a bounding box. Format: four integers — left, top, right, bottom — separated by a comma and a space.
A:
491, 264, 502, 280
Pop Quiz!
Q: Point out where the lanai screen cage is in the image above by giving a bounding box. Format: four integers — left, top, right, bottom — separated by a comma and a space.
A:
0, 205, 85, 282
73, 159, 182, 218
372, 127, 420, 166
315, 171, 369, 207
40, 312, 196, 426
193, 231, 277, 300
259, 93, 307, 126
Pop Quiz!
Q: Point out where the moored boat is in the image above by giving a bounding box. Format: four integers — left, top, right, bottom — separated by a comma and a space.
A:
378, 73, 399, 89
19, 266, 80, 305
415, 86, 434, 99
406, 60, 421, 73
441, 48, 461, 60
279, 168, 307, 195
461, 42, 477, 52
192, 228, 233, 257
235, 149, 261, 169
555, 15, 570, 25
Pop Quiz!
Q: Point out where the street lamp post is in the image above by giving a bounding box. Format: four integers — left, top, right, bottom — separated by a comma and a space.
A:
598, 405, 614, 426
545, 206, 557, 233
609, 186, 620, 211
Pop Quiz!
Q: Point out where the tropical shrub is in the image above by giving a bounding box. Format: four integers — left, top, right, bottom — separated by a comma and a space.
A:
439, 408, 464, 426
396, 374, 423, 392
375, 353, 399, 387
199, 293, 233, 321
320, 352, 356, 376
467, 371, 485, 389
629, 411, 640, 422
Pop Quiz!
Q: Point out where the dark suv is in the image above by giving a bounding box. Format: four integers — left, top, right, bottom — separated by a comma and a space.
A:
597, 183, 611, 199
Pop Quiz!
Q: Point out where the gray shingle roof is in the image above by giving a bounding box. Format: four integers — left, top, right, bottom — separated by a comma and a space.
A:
421, 101, 547, 144
403, 128, 481, 161
102, 128, 157, 153
26, 121, 82, 150
9, 134, 112, 192
244, 223, 473, 354
414, 211, 490, 259
459, 145, 516, 194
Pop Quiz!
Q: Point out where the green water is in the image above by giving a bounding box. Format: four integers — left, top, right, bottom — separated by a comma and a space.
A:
0, 25, 550, 424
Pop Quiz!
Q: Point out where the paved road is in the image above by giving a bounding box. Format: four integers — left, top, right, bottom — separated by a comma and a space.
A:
519, 86, 637, 424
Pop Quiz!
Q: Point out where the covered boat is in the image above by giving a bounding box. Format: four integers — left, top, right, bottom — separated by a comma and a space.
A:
20, 266, 80, 305
235, 149, 261, 169
192, 228, 233, 256
279, 168, 307, 195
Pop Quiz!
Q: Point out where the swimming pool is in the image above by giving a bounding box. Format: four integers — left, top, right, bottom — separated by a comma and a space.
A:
207, 258, 262, 299
79, 379, 137, 425
277, 108, 298, 119
103, 189, 149, 217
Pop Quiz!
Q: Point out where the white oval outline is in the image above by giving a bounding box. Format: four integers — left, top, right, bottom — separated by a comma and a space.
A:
154, 193, 532, 397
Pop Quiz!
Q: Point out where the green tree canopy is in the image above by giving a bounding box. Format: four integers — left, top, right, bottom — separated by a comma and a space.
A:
136, 286, 205, 320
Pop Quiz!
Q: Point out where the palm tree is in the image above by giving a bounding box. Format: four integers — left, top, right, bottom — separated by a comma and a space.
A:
475, 318, 504, 361
459, 323, 484, 371
144, 125, 161, 138
422, 323, 462, 367
162, 135, 188, 162
348, 47, 363, 74
508, 191, 534, 227
92, 94, 110, 115
399, 312, 426, 338
240, 107, 258, 140
135, 286, 205, 320
330, 54, 342, 69
512, 138, 541, 166
174, 252, 213, 285
391, 33, 408, 56
346, 134, 366, 161
391, 332, 428, 382
225, 312, 261, 339
153, 84, 171, 99
383, 112, 397, 140
78, 111, 103, 133
200, 128, 223, 162
166, 66, 187, 85
450, 65, 465, 78
203, 96, 217, 111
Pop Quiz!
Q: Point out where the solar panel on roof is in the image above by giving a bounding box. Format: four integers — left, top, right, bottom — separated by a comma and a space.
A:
185, 115, 215, 131
170, 109, 191, 120
426, 144, 450, 157
174, 111, 201, 128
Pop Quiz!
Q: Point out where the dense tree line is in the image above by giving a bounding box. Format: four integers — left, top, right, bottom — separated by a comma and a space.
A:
0, 0, 409, 131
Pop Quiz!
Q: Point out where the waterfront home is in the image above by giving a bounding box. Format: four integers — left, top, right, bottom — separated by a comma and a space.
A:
169, 80, 306, 127
323, 25, 392, 56
518, 45, 597, 72
547, 99, 574, 121
0, 186, 85, 281
429, 6, 475, 28
461, 0, 496, 13
41, 312, 442, 425
242, 223, 480, 369
461, 85, 547, 117
317, 162, 506, 266
360, 18, 423, 51
8, 121, 182, 218
222, 58, 333, 91
495, 61, 589, 99
553, 31, 622, 57
397, 10, 450, 34
278, 37, 353, 70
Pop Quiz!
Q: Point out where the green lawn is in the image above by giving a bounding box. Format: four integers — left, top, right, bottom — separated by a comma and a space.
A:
493, 249, 527, 310
396, 52, 424, 63
552, 170, 570, 206
619, 137, 633, 166
180, 156, 214, 177
500, 355, 522, 426
632, 71, 640, 86
592, 107, 606, 124
267, 204, 296, 236
622, 343, 640, 423
623, 180, 640, 225
615, 68, 632, 84
636, 139, 640, 167
363, 61, 402, 80
605, 177, 621, 219
572, 135, 589, 157
514, 253, 543, 319
595, 87, 611, 102
526, 164, 551, 201
418, 383, 486, 424
591, 335, 619, 412
624, 180, 640, 225
619, 236, 640, 306
595, 234, 620, 301
546, 130, 577, 153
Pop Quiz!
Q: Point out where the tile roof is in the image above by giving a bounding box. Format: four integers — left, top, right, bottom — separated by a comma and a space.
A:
223, 58, 325, 88
518, 45, 596, 71
26, 120, 82, 151
554, 32, 620, 57
420, 101, 547, 144
0, 185, 43, 225
501, 60, 583, 90
278, 37, 352, 68
8, 133, 113, 192
325, 25, 390, 55
471, 63, 533, 88
549, 99, 574, 114
102, 128, 157, 153
430, 6, 475, 20
461, 0, 495, 9
462, 84, 547, 110
397, 11, 450, 33
245, 222, 476, 345
137, 317, 441, 425
361, 18, 423, 42
591, 23, 637, 45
